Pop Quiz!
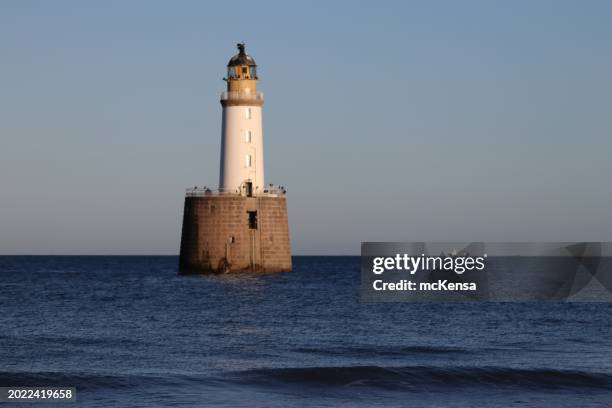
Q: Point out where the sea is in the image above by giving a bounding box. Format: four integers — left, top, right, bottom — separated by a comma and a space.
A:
1, 256, 611, 407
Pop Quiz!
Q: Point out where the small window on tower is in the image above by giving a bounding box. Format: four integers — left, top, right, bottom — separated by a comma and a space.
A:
245, 130, 252, 143
246, 107, 252, 119
245, 154, 252, 167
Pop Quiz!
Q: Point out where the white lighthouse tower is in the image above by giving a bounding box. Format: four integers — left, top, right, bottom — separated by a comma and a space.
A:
219, 43, 265, 196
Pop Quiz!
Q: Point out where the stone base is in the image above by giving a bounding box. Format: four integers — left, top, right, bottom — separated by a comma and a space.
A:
179, 194, 292, 274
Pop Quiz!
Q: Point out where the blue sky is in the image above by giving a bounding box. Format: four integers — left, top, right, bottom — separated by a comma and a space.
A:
1, 0, 612, 254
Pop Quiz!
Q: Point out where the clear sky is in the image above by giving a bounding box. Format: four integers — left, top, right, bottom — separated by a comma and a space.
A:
1, 0, 611, 255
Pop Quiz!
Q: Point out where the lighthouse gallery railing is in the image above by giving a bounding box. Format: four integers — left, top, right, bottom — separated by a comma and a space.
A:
220, 91, 264, 103
186, 185, 286, 197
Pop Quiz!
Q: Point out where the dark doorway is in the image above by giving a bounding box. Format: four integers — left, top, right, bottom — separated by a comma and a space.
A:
245, 182, 253, 197
247, 211, 258, 230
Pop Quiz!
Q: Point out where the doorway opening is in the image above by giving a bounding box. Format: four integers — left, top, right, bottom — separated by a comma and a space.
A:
247, 211, 258, 230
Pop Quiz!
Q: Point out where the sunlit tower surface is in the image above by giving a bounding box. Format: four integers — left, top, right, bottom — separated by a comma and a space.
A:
219, 43, 265, 195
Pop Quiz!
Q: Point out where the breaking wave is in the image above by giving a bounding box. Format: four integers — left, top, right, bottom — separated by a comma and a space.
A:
236, 365, 612, 390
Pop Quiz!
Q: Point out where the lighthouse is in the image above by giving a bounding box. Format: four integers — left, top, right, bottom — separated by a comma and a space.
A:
179, 44, 292, 274
219, 43, 265, 195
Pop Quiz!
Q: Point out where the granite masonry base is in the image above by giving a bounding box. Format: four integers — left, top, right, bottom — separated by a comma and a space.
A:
179, 194, 292, 274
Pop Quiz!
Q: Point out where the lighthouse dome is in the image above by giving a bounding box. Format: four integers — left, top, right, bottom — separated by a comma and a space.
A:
227, 43, 256, 67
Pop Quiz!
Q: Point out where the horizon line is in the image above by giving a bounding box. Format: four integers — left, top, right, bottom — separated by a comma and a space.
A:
0, 254, 359, 257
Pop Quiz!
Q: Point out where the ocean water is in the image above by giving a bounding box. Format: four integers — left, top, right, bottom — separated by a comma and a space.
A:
1, 256, 611, 407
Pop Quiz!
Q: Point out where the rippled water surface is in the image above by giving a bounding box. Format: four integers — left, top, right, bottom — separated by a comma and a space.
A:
1, 256, 611, 407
